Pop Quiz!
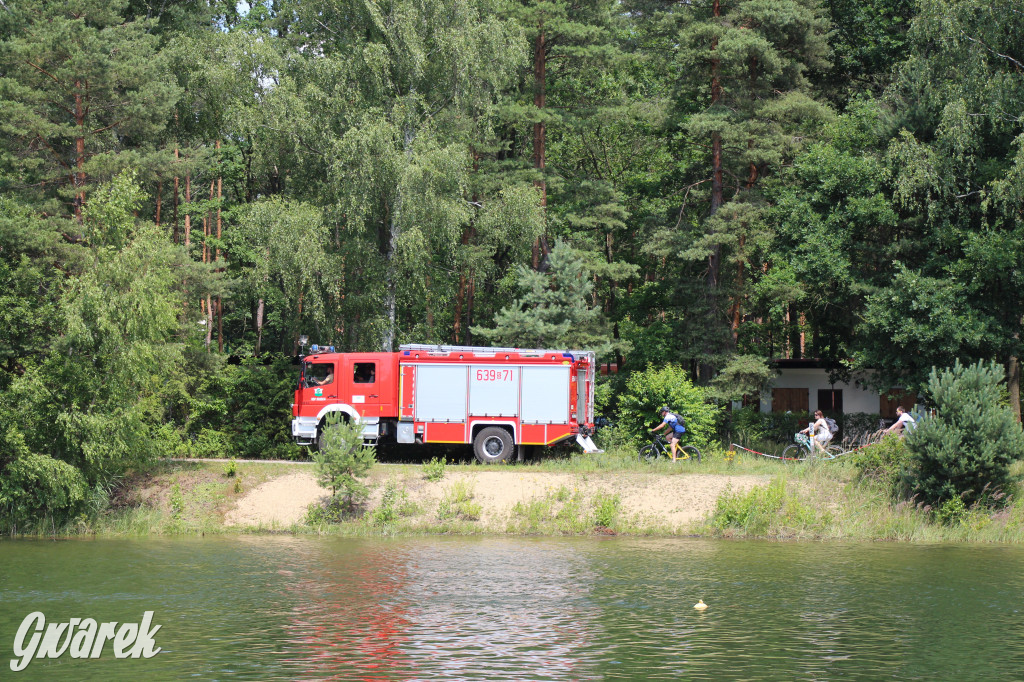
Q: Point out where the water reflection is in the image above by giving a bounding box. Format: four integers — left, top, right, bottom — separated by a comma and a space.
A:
1, 537, 1023, 680
273, 539, 602, 680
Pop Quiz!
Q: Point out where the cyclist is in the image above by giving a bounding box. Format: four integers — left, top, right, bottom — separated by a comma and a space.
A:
650, 406, 688, 461
885, 405, 915, 437
797, 409, 831, 455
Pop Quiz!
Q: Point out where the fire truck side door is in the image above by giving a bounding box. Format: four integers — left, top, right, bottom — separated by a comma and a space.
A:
342, 355, 382, 410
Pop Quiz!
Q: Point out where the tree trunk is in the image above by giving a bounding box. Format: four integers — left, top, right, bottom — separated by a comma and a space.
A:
74, 83, 86, 221
532, 26, 548, 271
255, 297, 265, 355
216, 141, 223, 353
172, 148, 180, 244
155, 179, 162, 227
1010, 350, 1022, 423
700, 0, 724, 384
184, 172, 192, 250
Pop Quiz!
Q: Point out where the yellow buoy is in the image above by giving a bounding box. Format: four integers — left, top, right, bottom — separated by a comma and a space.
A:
694, 599, 708, 610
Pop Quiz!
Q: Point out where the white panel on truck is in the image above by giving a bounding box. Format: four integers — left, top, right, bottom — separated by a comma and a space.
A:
469, 365, 520, 416
415, 365, 468, 422
521, 366, 570, 424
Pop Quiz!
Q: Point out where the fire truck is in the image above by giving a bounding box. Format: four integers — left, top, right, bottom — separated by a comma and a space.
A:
291, 343, 602, 463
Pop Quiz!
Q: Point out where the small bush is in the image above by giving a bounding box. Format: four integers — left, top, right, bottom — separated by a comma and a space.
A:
169, 482, 184, 517
617, 364, 723, 448
371, 480, 415, 525
437, 480, 481, 521
592, 492, 621, 528
423, 456, 446, 482
305, 496, 348, 525
851, 434, 913, 497
905, 360, 1024, 508
0, 454, 89, 530
222, 458, 237, 477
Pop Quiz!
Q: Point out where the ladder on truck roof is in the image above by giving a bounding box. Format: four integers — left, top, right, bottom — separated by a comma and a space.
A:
399, 343, 595, 363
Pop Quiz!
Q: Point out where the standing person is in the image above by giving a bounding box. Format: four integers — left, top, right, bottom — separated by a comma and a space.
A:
886, 405, 915, 436
650, 406, 688, 461
798, 410, 832, 455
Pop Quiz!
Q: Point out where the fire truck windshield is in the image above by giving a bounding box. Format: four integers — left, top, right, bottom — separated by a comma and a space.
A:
303, 362, 334, 388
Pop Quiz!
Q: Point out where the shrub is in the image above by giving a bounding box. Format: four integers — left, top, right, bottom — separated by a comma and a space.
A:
851, 433, 913, 497
617, 364, 723, 447
592, 492, 621, 528
0, 454, 89, 530
423, 456, 446, 482
437, 481, 481, 521
312, 415, 376, 507
905, 360, 1024, 508
371, 480, 410, 526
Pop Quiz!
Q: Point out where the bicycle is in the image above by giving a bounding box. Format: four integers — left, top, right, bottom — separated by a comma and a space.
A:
638, 433, 701, 463
781, 432, 842, 461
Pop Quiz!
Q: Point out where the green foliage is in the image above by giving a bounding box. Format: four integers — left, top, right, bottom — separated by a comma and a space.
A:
0, 455, 89, 530
851, 434, 913, 497
437, 480, 482, 521
223, 458, 238, 478
709, 355, 775, 402
168, 482, 185, 518
423, 456, 446, 483
710, 478, 822, 536
905, 361, 1024, 508
473, 240, 624, 355
312, 416, 376, 505
305, 496, 349, 525
617, 364, 723, 447
592, 492, 621, 528
371, 480, 416, 526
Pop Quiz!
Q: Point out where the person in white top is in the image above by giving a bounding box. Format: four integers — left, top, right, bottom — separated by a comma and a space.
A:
798, 410, 831, 454
886, 405, 915, 436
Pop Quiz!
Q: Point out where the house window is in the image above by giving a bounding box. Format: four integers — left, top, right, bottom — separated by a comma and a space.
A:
772, 388, 808, 413
818, 389, 843, 413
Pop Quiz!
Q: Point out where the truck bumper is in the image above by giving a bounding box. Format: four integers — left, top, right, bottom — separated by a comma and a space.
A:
292, 416, 318, 445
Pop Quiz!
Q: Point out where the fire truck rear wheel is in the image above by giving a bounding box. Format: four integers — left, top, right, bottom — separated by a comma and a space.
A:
473, 427, 514, 464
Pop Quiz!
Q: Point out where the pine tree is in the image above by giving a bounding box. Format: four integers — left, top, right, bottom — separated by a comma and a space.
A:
472, 240, 616, 353
906, 360, 1024, 508
0, 0, 179, 223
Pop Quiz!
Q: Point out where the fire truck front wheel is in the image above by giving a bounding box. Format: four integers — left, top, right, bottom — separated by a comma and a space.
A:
473, 427, 514, 464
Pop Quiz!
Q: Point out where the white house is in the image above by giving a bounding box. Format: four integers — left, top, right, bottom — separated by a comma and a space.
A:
758, 359, 915, 418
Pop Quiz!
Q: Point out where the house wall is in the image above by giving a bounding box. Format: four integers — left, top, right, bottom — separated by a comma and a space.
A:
761, 368, 879, 415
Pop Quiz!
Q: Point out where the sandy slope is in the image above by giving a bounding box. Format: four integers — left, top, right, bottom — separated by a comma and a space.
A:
223, 468, 770, 530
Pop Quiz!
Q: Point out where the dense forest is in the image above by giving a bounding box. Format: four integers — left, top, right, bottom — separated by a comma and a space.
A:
1, 0, 1022, 508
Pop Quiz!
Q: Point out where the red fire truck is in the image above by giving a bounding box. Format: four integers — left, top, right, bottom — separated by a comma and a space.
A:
291, 343, 602, 463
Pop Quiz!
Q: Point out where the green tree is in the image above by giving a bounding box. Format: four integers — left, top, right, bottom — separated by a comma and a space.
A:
312, 415, 376, 506
616, 363, 724, 447
905, 360, 1024, 508
473, 240, 619, 354
0, 0, 179, 221
2, 171, 205, 487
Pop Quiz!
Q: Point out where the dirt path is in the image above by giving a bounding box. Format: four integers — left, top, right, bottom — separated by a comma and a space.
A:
224, 468, 769, 531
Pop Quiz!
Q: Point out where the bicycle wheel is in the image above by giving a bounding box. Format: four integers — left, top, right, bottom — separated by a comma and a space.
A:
678, 445, 701, 462
825, 444, 844, 459
781, 444, 804, 461
638, 445, 659, 463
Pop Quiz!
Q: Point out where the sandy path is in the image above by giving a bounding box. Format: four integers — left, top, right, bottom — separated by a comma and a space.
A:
225, 468, 768, 531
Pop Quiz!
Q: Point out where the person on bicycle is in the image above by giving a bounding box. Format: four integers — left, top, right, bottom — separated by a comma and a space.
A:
885, 405, 915, 437
798, 410, 831, 455
651, 406, 688, 461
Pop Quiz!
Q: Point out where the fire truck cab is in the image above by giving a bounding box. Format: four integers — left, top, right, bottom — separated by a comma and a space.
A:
291, 344, 602, 463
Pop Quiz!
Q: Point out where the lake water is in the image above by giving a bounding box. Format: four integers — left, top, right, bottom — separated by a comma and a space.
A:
1, 536, 1023, 680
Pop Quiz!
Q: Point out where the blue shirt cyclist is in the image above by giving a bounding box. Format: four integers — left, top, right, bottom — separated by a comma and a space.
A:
650, 406, 688, 460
